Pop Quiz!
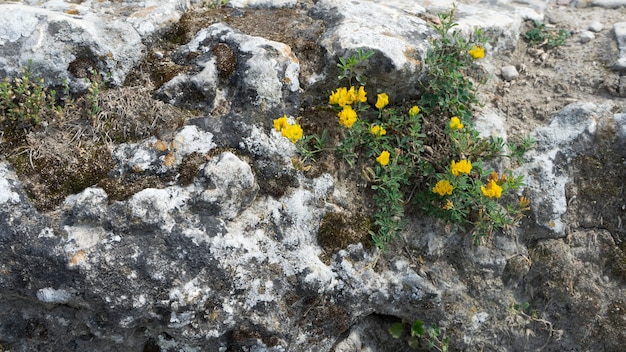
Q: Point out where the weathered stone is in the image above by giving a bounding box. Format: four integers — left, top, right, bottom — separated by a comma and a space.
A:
588, 20, 604, 32
156, 23, 301, 119
613, 22, 626, 71
310, 0, 431, 103
579, 30, 595, 43
196, 152, 259, 219
2, 1, 626, 352
516, 102, 611, 236
0, 4, 143, 90
501, 65, 519, 81
591, 0, 626, 8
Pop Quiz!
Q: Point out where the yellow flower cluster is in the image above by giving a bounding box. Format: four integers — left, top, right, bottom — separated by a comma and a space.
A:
329, 86, 368, 129
481, 179, 502, 198
338, 105, 358, 128
469, 45, 485, 59
432, 179, 453, 196
409, 105, 420, 117
449, 116, 464, 130
329, 86, 367, 107
376, 150, 390, 166
375, 93, 389, 110
273, 115, 303, 143
370, 125, 386, 136
450, 159, 472, 176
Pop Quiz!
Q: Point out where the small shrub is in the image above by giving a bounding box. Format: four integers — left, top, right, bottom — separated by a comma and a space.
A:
0, 63, 56, 128
273, 7, 532, 250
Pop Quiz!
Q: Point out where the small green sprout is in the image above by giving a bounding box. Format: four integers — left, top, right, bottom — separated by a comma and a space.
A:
524, 21, 571, 48
390, 320, 449, 351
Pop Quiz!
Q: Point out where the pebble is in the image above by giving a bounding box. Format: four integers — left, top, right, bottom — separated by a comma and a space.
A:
588, 21, 603, 32
579, 30, 595, 43
501, 65, 519, 81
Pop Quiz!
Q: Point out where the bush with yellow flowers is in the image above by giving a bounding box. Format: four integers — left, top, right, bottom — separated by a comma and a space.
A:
272, 7, 534, 249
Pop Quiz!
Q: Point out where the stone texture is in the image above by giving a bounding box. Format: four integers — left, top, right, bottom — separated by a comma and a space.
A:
613, 22, 626, 71
516, 102, 611, 236
309, 0, 431, 103
501, 65, 520, 81
155, 23, 301, 119
1, 1, 626, 352
0, 4, 143, 90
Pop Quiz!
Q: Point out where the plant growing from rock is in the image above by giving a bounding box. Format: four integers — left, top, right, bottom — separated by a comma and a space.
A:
0, 63, 57, 129
418, 4, 487, 121
508, 302, 563, 344
390, 320, 449, 351
274, 7, 533, 250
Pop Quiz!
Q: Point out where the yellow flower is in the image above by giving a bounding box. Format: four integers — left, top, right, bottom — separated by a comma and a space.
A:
481, 179, 503, 199
449, 116, 464, 130
281, 123, 303, 143
409, 105, 420, 117
338, 105, 358, 128
375, 93, 389, 110
329, 86, 365, 107
442, 199, 454, 210
329, 87, 350, 107
347, 86, 358, 104
469, 45, 485, 59
370, 125, 386, 136
273, 115, 289, 132
451, 159, 472, 176
376, 150, 390, 166
357, 86, 367, 103
432, 179, 453, 196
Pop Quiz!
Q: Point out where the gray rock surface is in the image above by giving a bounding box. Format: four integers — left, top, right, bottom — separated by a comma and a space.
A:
1, 1, 626, 352
155, 23, 301, 118
501, 65, 520, 81
613, 22, 626, 71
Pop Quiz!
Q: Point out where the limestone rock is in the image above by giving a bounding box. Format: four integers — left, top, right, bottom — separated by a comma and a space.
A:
0, 4, 143, 90
501, 65, 519, 81
155, 23, 302, 119
310, 0, 431, 103
516, 102, 611, 236
613, 22, 626, 71
196, 152, 259, 219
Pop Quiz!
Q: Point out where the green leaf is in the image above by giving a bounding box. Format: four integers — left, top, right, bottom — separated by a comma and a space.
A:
389, 322, 404, 339
408, 336, 420, 349
411, 320, 424, 337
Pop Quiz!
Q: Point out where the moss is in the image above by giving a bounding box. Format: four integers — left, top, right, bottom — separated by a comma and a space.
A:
317, 211, 373, 264
212, 43, 237, 80
11, 146, 115, 211
98, 175, 165, 203
256, 171, 299, 199
178, 152, 207, 186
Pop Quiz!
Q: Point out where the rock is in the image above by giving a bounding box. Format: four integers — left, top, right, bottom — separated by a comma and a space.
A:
590, 0, 626, 8
579, 30, 595, 43
0, 4, 143, 90
310, 0, 431, 103
155, 23, 301, 119
613, 22, 626, 71
501, 65, 519, 81
0, 163, 21, 205
516, 102, 612, 236
588, 21, 604, 32
2, 1, 626, 352
196, 152, 259, 220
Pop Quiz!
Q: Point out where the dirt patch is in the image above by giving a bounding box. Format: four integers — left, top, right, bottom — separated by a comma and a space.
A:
486, 5, 626, 139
